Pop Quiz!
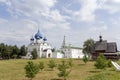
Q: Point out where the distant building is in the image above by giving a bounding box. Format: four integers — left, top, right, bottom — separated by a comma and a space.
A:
92, 35, 118, 60
53, 36, 84, 58
26, 30, 84, 59
26, 30, 52, 58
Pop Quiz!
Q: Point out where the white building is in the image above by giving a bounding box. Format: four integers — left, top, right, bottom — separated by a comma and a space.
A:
53, 36, 84, 58
26, 30, 52, 58
26, 30, 84, 59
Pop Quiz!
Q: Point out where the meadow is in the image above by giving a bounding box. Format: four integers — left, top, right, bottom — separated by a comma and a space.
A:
0, 59, 120, 80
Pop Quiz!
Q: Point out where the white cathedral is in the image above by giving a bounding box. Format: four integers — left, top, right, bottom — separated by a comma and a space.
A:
26, 30, 84, 59
26, 30, 52, 58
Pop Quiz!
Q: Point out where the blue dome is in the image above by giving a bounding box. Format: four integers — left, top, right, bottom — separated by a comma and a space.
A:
43, 36, 47, 41
35, 30, 42, 39
30, 36, 34, 41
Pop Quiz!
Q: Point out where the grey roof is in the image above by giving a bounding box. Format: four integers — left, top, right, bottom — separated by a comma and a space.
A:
93, 40, 117, 53
95, 40, 107, 51
106, 42, 117, 53
63, 46, 82, 49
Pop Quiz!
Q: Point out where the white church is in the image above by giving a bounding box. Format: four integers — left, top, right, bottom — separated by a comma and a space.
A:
26, 30, 84, 59
26, 30, 52, 58
52, 36, 84, 58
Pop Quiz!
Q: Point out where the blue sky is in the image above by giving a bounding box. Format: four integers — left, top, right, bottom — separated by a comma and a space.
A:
0, 0, 120, 49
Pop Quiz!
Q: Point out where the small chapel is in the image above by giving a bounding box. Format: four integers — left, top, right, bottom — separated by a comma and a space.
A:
92, 35, 118, 60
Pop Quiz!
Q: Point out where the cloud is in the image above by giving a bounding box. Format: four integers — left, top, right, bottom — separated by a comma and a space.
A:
0, 0, 72, 47
0, 0, 120, 49
2, 0, 57, 18
74, 0, 97, 22
62, 0, 100, 22
89, 25, 108, 31
98, 0, 120, 14
0, 18, 8, 24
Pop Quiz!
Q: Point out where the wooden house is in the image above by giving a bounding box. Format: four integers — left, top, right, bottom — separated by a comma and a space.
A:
92, 35, 119, 60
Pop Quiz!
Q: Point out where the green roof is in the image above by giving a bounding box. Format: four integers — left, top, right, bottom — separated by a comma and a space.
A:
63, 46, 83, 49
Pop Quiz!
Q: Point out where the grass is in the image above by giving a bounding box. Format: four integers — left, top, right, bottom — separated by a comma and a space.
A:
0, 59, 120, 80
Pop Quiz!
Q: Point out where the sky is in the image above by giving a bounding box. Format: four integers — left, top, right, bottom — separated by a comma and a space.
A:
0, 0, 120, 49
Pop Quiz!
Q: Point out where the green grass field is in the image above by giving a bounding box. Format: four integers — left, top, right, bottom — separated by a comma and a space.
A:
0, 59, 120, 80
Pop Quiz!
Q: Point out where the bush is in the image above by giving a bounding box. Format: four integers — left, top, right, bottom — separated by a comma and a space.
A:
24, 61, 39, 80
39, 61, 45, 71
48, 60, 56, 70
58, 60, 71, 80
94, 54, 107, 69
83, 55, 88, 64
107, 59, 112, 67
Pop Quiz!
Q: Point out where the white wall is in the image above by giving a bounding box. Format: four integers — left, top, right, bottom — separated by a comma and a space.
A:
71, 49, 84, 58
52, 52, 64, 58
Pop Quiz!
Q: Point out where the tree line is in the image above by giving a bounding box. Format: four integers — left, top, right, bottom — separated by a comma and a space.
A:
0, 43, 27, 59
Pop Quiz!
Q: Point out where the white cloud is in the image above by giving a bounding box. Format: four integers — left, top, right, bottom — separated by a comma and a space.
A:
0, 0, 57, 19
63, 0, 99, 22
76, 0, 97, 22
0, 0, 120, 49
89, 25, 108, 31
0, 0, 72, 47
0, 18, 8, 24
111, 0, 120, 3
98, 0, 120, 14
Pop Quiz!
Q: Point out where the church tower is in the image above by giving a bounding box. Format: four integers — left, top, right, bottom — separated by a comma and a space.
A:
61, 35, 66, 48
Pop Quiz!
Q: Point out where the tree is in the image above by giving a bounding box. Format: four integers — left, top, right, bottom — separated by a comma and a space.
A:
24, 61, 39, 80
0, 43, 7, 59
11, 45, 19, 59
83, 55, 88, 64
19, 45, 27, 57
58, 60, 71, 80
38, 61, 45, 71
48, 60, 56, 70
83, 39, 94, 59
31, 49, 37, 59
68, 58, 73, 67
94, 54, 107, 69
0, 43, 21, 59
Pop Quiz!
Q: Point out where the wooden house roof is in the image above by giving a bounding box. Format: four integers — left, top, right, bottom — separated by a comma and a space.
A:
92, 36, 117, 53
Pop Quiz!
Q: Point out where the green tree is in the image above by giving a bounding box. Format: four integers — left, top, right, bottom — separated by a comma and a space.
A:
68, 58, 73, 67
0, 43, 7, 59
39, 61, 45, 71
31, 49, 37, 59
19, 45, 27, 57
48, 60, 56, 70
83, 39, 94, 59
24, 61, 39, 80
7, 46, 13, 59
83, 55, 89, 64
58, 60, 71, 80
0, 43, 21, 59
11, 45, 19, 59
94, 54, 107, 69
107, 59, 112, 67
